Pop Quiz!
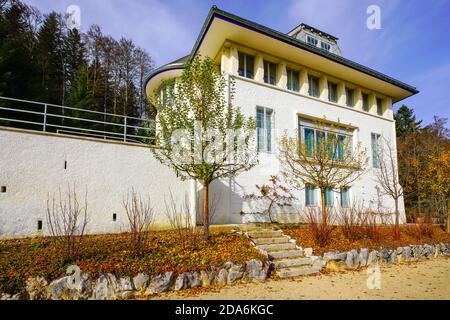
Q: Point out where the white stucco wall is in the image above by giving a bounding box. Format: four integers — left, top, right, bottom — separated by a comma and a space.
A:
0, 128, 192, 238
208, 76, 406, 224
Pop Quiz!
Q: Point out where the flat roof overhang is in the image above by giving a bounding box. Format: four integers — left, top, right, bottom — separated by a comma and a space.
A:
146, 7, 418, 103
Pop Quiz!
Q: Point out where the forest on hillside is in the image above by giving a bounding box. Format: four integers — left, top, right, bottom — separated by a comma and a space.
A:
0, 0, 155, 133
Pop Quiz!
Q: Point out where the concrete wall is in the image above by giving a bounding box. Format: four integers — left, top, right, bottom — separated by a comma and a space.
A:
0, 128, 193, 238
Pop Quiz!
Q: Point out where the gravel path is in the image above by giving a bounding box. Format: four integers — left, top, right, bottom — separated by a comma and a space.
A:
158, 257, 450, 300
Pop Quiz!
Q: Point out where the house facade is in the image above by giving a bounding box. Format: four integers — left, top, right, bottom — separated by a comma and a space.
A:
145, 7, 418, 225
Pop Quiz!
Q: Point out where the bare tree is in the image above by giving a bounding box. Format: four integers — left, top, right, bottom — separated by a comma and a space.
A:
374, 136, 405, 240
279, 122, 368, 226
46, 185, 89, 262
122, 188, 154, 257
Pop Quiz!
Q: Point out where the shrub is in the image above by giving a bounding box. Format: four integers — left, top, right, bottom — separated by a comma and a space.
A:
305, 207, 335, 247
123, 189, 154, 257
46, 185, 89, 262
405, 214, 435, 240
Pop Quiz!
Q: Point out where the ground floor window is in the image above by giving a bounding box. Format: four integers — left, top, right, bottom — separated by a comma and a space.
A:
325, 187, 333, 207
341, 187, 350, 208
305, 184, 316, 206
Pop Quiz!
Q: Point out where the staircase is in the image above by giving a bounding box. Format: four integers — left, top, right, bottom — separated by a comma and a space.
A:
243, 226, 323, 278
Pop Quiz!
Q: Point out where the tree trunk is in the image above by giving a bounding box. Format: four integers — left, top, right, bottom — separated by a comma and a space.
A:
203, 183, 210, 240
394, 198, 400, 240
320, 189, 327, 225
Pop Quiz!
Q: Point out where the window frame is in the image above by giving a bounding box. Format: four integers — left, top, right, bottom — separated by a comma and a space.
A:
257, 106, 273, 153
305, 184, 317, 207
321, 41, 331, 52
362, 93, 370, 112
286, 68, 300, 92
263, 60, 277, 85
238, 52, 255, 79
308, 75, 320, 98
327, 81, 338, 103
307, 35, 318, 47
371, 132, 381, 168
345, 87, 355, 107
340, 187, 350, 208
376, 97, 383, 116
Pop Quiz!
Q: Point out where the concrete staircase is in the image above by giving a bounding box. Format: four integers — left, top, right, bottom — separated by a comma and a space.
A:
243, 226, 323, 278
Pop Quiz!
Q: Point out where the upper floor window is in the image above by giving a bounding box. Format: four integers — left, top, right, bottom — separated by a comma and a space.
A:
371, 132, 381, 168
286, 68, 299, 91
263, 60, 277, 85
362, 93, 369, 112
376, 98, 383, 116
346, 87, 354, 107
257, 106, 273, 153
321, 42, 331, 52
308, 75, 320, 98
307, 35, 318, 47
238, 52, 254, 79
328, 81, 338, 103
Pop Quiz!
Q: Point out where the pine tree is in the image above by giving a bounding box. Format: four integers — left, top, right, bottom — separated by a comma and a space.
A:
394, 105, 422, 138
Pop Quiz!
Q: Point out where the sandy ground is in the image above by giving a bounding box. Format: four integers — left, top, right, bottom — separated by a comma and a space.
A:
157, 257, 450, 300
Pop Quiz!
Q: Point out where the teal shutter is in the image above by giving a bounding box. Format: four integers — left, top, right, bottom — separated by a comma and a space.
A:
325, 188, 333, 207
341, 187, 350, 208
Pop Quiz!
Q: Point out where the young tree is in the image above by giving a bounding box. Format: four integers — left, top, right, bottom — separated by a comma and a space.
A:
151, 55, 257, 240
243, 175, 296, 223
279, 122, 368, 225
375, 136, 405, 240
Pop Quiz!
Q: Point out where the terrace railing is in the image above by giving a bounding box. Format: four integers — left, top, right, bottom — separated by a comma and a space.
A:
0, 96, 155, 145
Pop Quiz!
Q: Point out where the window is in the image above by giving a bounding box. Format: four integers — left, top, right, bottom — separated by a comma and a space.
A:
340, 187, 350, 208
238, 52, 254, 79
371, 133, 381, 168
321, 41, 331, 52
257, 107, 273, 152
286, 68, 299, 91
362, 93, 369, 112
307, 35, 318, 47
301, 123, 350, 160
337, 135, 346, 161
305, 184, 316, 206
376, 98, 383, 116
304, 128, 315, 156
325, 188, 333, 207
328, 81, 338, 103
346, 87, 354, 107
263, 60, 277, 85
308, 75, 320, 97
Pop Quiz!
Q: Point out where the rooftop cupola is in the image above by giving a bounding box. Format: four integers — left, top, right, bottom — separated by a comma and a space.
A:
288, 23, 342, 56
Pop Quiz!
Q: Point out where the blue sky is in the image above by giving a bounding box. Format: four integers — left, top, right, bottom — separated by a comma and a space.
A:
23, 0, 450, 125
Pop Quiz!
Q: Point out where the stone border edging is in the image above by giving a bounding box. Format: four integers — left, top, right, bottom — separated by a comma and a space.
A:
0, 259, 270, 300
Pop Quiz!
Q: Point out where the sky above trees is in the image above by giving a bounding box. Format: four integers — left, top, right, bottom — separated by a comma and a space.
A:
20, 0, 450, 125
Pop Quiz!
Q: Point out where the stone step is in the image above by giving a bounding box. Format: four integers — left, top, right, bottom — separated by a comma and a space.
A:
268, 249, 303, 260
276, 266, 322, 278
256, 242, 297, 252
248, 230, 283, 238
251, 236, 291, 245
271, 257, 312, 268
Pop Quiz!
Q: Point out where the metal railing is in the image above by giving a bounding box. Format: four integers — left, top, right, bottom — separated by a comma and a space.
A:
0, 96, 155, 144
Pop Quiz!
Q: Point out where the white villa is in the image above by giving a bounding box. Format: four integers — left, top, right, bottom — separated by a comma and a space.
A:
0, 7, 418, 238
144, 7, 418, 225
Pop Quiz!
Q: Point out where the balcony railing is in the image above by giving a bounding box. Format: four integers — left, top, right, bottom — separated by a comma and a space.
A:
0, 96, 155, 145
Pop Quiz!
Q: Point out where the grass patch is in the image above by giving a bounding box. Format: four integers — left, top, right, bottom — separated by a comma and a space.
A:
0, 230, 264, 294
